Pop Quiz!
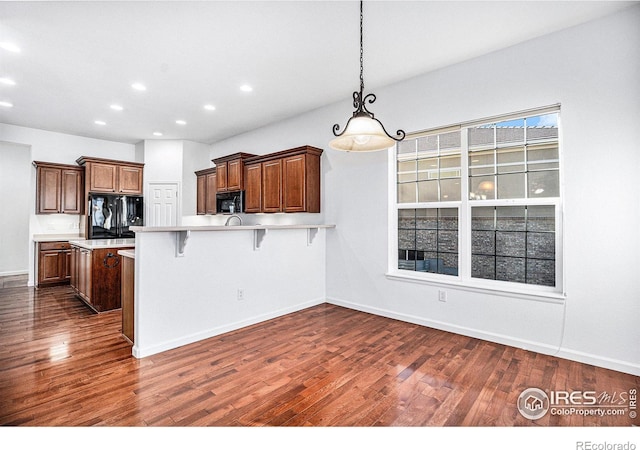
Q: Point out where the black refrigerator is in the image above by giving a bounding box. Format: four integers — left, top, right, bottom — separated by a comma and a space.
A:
88, 194, 143, 239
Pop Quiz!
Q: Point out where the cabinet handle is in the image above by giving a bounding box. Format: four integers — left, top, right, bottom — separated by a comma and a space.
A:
103, 252, 120, 269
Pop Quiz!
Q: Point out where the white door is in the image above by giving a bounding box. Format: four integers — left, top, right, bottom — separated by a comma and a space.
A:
147, 183, 179, 227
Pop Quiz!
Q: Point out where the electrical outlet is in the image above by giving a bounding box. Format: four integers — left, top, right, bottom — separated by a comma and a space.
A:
237, 288, 245, 301
438, 290, 447, 302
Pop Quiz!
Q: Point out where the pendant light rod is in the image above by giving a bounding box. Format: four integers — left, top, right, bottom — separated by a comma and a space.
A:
330, 0, 405, 152
359, 0, 364, 95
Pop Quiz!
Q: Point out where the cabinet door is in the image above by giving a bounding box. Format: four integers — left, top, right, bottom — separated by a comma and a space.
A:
283, 154, 306, 212
63, 249, 72, 281
262, 159, 282, 213
78, 249, 92, 303
61, 169, 83, 214
118, 165, 143, 194
244, 163, 262, 213
70, 247, 78, 291
205, 172, 217, 214
121, 256, 135, 342
227, 159, 242, 191
90, 163, 118, 192
38, 250, 63, 284
216, 162, 228, 192
37, 167, 61, 213
196, 175, 206, 215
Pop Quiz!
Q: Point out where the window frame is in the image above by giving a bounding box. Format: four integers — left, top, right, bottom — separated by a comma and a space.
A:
387, 105, 565, 302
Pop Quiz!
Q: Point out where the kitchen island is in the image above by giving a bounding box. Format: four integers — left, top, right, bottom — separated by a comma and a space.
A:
69, 238, 135, 313
129, 224, 334, 358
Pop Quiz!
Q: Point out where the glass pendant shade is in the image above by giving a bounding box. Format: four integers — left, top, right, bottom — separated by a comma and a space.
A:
330, 1, 404, 152
329, 113, 397, 152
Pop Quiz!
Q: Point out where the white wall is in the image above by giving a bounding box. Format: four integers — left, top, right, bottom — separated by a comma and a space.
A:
133, 228, 327, 358
210, 6, 640, 375
0, 141, 31, 275
0, 123, 136, 284
182, 140, 214, 217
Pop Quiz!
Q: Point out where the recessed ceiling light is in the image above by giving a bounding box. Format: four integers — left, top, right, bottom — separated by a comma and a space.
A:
153, 132, 163, 136
0, 101, 13, 108
0, 77, 16, 86
94, 120, 106, 125
110, 104, 124, 111
131, 83, 146, 91
204, 104, 216, 111
176, 120, 187, 125
0, 42, 20, 53
240, 84, 253, 92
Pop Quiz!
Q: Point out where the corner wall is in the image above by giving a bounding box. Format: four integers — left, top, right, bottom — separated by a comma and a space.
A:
210, 6, 640, 375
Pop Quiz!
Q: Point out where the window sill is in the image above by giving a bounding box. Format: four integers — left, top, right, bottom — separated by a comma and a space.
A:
385, 270, 566, 304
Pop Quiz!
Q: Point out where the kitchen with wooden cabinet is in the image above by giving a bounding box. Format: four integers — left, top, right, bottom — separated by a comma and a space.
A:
32, 156, 143, 325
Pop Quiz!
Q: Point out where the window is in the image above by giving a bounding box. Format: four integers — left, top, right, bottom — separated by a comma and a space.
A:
392, 106, 562, 296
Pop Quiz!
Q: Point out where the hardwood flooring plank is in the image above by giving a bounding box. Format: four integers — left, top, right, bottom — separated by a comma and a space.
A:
1, 285, 638, 427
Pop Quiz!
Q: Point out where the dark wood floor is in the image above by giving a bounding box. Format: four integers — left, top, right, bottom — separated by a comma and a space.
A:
0, 284, 638, 427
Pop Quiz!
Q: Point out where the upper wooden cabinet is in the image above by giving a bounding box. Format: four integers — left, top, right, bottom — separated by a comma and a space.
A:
33, 161, 84, 214
262, 159, 283, 213
76, 156, 144, 195
243, 163, 262, 213
212, 153, 256, 192
194, 167, 217, 215
244, 146, 322, 214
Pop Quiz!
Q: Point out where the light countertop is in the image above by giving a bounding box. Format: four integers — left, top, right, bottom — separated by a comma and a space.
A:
117, 249, 135, 259
33, 233, 84, 242
69, 238, 136, 250
130, 224, 335, 233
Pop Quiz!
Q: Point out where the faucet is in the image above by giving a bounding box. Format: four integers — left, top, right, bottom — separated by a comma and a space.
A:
225, 214, 243, 226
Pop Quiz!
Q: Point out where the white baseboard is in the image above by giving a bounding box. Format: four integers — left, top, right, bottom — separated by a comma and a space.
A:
133, 297, 325, 359
327, 297, 640, 377
0, 270, 28, 277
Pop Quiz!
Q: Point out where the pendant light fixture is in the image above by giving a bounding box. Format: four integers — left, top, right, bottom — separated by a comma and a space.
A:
330, 0, 405, 152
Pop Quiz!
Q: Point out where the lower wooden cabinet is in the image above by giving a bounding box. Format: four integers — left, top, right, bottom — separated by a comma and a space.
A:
70, 245, 130, 313
37, 241, 72, 287
120, 253, 135, 343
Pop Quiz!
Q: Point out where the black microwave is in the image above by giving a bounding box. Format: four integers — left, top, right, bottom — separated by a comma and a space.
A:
216, 191, 244, 214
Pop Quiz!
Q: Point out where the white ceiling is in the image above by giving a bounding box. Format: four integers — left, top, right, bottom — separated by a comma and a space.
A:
0, 1, 635, 145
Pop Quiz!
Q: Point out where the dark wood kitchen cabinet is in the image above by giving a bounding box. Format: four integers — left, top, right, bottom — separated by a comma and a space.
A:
243, 146, 322, 214
36, 241, 72, 287
195, 167, 217, 215
212, 153, 256, 192
70, 244, 130, 312
262, 159, 283, 213
33, 161, 84, 214
76, 156, 144, 195
243, 163, 262, 213
120, 252, 135, 343
282, 151, 321, 213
